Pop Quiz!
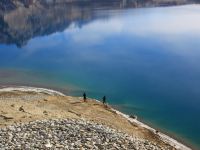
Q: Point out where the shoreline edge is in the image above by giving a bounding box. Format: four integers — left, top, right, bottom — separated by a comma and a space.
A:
0, 86, 191, 150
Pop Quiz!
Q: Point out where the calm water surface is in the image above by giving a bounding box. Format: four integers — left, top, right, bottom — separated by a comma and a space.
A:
0, 4, 200, 148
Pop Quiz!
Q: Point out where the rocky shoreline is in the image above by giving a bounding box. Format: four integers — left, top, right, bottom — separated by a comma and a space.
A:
0, 118, 166, 150
0, 86, 192, 150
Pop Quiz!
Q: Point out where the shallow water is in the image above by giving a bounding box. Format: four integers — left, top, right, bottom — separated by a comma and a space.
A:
0, 3, 200, 148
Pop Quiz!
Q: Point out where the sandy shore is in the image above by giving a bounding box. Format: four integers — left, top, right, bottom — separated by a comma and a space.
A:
0, 86, 191, 150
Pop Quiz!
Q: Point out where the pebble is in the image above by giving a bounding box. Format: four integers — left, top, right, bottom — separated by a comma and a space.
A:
0, 119, 168, 150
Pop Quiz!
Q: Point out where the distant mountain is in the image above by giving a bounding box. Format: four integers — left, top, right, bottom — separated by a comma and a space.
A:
0, 0, 198, 13
0, 0, 199, 47
0, 0, 124, 47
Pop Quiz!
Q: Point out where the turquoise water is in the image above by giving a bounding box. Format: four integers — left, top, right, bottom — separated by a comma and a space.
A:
1, 4, 200, 149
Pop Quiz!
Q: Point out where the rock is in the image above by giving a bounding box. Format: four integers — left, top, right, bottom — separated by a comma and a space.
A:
0, 119, 167, 150
19, 106, 25, 112
129, 115, 137, 120
45, 140, 52, 148
43, 111, 48, 115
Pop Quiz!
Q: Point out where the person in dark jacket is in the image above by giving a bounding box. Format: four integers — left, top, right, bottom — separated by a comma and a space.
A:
102, 96, 106, 104
83, 92, 87, 102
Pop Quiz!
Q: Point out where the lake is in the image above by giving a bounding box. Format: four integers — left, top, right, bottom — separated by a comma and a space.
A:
0, 2, 200, 149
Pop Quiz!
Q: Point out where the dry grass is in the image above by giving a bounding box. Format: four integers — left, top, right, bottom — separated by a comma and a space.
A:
0, 91, 173, 149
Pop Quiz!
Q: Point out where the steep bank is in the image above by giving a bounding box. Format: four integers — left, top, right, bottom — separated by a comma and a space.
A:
0, 86, 191, 150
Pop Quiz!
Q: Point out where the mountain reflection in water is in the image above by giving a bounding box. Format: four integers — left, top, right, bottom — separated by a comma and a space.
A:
0, 0, 199, 47
1, 1, 200, 149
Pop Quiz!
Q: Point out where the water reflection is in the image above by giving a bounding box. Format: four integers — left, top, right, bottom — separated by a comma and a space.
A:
1, 2, 200, 149
0, 0, 199, 47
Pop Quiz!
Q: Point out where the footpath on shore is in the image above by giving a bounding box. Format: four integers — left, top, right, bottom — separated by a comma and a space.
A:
0, 86, 191, 150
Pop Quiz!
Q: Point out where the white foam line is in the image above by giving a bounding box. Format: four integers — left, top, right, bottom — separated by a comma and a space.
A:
93, 99, 191, 150
111, 108, 191, 150
0, 88, 192, 149
0, 86, 65, 96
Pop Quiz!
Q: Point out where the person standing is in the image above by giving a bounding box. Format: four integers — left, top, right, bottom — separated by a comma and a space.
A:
102, 96, 106, 104
83, 92, 87, 102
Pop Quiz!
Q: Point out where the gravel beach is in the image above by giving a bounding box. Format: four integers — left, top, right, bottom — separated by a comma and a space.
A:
0, 119, 167, 150
0, 86, 191, 150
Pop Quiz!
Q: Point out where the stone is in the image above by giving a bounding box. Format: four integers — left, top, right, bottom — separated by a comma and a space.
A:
0, 119, 167, 150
